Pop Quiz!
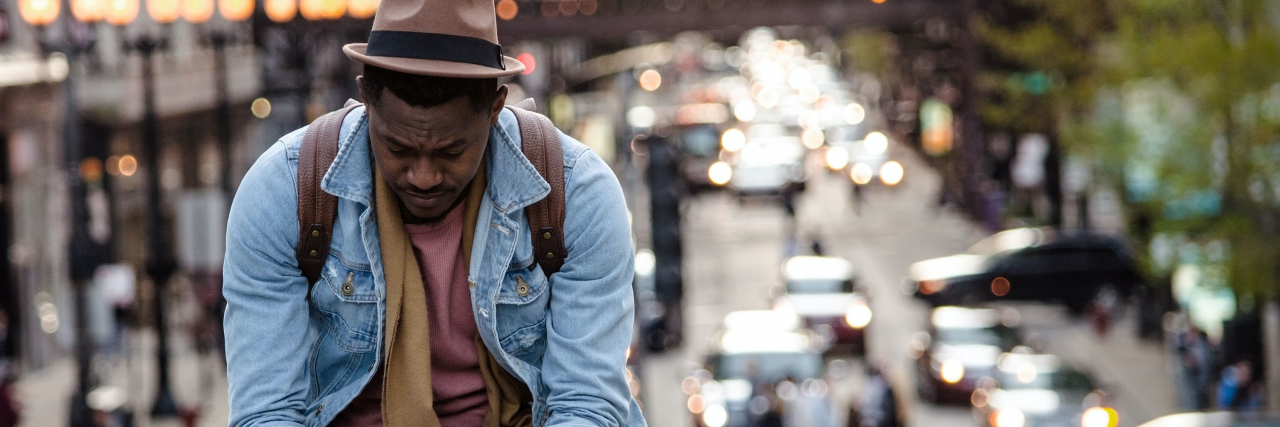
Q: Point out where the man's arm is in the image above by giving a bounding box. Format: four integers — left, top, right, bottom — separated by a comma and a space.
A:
540, 146, 637, 427
223, 141, 313, 427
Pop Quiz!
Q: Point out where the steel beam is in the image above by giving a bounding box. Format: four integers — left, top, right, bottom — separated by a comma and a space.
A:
499, 0, 956, 41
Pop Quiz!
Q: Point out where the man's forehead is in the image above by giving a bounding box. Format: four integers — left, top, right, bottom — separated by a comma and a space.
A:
369, 98, 484, 145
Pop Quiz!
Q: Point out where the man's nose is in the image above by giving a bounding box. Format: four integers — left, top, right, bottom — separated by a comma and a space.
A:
405, 157, 444, 191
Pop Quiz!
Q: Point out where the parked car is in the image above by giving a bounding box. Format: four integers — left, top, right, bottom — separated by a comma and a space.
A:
1138, 412, 1280, 427
971, 352, 1116, 427
772, 256, 870, 355
908, 228, 1142, 313
909, 306, 1022, 404
685, 310, 836, 427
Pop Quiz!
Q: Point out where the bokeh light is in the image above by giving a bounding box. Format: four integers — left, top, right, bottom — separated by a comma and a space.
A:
495, 0, 517, 20
265, 0, 295, 22
851, 163, 873, 185
346, 0, 376, 18
218, 0, 253, 20
708, 162, 733, 186
19, 0, 61, 25
251, 97, 272, 119
825, 146, 849, 170
864, 131, 888, 155
147, 0, 181, 23
182, 0, 214, 23
104, 0, 138, 25
844, 102, 866, 125
516, 52, 537, 76
802, 128, 825, 149
880, 161, 904, 186
720, 128, 745, 152
118, 155, 138, 177
639, 69, 662, 92
71, 0, 106, 23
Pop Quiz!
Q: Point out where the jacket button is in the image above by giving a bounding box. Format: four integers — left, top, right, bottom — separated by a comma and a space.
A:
342, 272, 355, 295
542, 231, 552, 240
315, 404, 323, 415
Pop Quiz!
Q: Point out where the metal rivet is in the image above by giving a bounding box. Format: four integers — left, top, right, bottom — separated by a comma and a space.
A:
312, 229, 320, 238
342, 272, 354, 296
542, 231, 552, 240
545, 252, 555, 259
516, 276, 530, 296
309, 250, 319, 257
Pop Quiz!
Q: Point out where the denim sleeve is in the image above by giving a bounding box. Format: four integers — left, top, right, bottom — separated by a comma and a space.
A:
541, 146, 636, 427
223, 141, 311, 427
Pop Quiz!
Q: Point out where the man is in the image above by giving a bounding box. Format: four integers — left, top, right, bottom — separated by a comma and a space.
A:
222, 0, 643, 425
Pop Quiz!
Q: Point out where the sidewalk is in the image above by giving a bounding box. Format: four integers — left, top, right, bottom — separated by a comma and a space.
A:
13, 326, 228, 427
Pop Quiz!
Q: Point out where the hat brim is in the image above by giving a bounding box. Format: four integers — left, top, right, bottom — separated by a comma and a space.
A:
344, 43, 525, 78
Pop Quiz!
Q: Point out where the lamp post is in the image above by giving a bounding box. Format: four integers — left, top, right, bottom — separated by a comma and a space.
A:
106, 0, 183, 416
187, 0, 252, 361
17, 0, 106, 425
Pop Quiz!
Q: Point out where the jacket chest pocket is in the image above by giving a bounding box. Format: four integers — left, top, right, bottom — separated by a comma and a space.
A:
310, 255, 380, 354
495, 258, 550, 362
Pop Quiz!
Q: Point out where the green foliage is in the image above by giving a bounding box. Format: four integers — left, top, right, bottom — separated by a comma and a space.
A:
978, 0, 1280, 299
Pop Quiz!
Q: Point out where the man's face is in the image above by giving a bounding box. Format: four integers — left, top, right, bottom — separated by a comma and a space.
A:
361, 79, 507, 222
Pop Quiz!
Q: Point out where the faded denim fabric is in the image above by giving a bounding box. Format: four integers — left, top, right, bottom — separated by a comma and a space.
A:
223, 106, 643, 427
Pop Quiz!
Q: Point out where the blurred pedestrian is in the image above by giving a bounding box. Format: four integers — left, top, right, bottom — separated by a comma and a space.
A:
1216, 359, 1264, 410
857, 364, 901, 427
1174, 326, 1214, 410
1088, 287, 1118, 338
221, 0, 644, 425
0, 367, 19, 427
781, 181, 799, 228
810, 236, 826, 257
851, 182, 864, 215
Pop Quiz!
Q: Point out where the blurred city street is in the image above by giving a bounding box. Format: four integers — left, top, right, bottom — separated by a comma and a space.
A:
637, 131, 1180, 427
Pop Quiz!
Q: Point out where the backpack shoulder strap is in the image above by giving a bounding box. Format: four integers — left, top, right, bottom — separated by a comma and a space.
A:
297, 101, 362, 287
507, 101, 567, 277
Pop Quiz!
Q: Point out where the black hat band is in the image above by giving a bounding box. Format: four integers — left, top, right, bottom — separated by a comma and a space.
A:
365, 30, 505, 70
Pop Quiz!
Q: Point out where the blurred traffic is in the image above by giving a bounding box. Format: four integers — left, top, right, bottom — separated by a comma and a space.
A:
3, 0, 1280, 426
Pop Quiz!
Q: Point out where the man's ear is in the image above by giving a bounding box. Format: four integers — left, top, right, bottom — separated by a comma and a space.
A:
356, 75, 368, 105
490, 85, 509, 126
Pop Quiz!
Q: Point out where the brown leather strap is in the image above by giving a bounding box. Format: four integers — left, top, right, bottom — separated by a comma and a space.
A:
297, 101, 362, 287
508, 102, 567, 277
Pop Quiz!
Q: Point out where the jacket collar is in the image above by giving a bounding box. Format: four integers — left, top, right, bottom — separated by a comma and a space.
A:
321, 106, 551, 213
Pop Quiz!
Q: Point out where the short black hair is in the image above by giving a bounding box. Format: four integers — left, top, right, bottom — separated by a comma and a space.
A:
360, 64, 499, 113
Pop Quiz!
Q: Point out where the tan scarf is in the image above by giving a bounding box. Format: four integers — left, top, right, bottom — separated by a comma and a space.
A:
374, 163, 532, 427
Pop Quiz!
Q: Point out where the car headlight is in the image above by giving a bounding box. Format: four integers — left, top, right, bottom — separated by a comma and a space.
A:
708, 161, 733, 185
880, 161, 904, 186
850, 163, 873, 185
825, 146, 850, 170
991, 408, 1025, 427
844, 301, 872, 328
702, 404, 728, 427
1080, 407, 1117, 427
940, 359, 964, 384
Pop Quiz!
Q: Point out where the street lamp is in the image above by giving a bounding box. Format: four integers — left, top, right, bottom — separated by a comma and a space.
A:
106, 0, 184, 417
17, 0, 106, 425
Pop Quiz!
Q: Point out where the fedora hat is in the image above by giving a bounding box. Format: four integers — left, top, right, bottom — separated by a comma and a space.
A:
343, 0, 524, 78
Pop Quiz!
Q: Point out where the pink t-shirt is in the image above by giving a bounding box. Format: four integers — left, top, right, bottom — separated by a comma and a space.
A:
331, 199, 488, 426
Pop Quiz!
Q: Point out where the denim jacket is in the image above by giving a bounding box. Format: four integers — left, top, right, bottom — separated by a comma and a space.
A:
223, 106, 644, 427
